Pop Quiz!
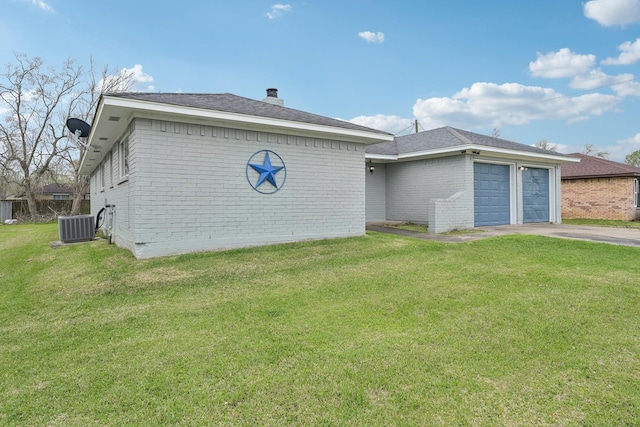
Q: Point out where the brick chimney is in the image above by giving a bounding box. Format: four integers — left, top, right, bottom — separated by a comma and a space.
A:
262, 88, 284, 106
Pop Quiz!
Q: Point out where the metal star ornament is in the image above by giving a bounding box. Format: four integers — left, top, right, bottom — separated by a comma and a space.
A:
246, 150, 287, 194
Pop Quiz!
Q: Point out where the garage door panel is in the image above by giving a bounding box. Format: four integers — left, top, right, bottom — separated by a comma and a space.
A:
523, 168, 550, 223
474, 163, 510, 226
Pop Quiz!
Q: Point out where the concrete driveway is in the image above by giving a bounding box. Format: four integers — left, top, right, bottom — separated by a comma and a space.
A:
366, 222, 640, 247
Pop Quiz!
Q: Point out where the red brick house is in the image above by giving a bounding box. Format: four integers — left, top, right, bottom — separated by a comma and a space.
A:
561, 153, 640, 221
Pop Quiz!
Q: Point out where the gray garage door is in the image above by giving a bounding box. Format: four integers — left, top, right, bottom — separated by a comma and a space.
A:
474, 163, 510, 226
523, 168, 550, 223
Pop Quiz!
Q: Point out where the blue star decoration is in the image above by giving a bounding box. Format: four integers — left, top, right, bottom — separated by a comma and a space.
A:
246, 150, 286, 194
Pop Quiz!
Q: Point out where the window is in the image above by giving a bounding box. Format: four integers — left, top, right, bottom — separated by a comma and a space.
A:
108, 151, 113, 187
53, 194, 69, 200
119, 138, 129, 178
99, 162, 105, 190
635, 179, 640, 208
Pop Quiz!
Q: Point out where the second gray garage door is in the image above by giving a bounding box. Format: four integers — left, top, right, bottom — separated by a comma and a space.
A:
474, 163, 510, 226
523, 168, 550, 223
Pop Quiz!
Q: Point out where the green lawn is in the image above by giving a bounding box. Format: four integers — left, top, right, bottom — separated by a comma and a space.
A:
563, 218, 640, 228
2, 223, 640, 426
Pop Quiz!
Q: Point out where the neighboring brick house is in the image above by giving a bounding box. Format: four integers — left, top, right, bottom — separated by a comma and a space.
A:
79, 90, 393, 258
365, 127, 578, 232
3, 184, 88, 201
38, 184, 72, 200
561, 153, 640, 221
38, 184, 89, 201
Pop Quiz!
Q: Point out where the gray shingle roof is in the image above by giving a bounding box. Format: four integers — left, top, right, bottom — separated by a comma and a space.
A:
107, 92, 391, 136
366, 126, 570, 157
561, 153, 640, 178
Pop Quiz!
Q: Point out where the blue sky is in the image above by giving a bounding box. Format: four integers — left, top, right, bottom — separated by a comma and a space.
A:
2, 0, 640, 161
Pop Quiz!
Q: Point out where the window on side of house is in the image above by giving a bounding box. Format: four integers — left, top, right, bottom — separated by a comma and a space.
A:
53, 194, 69, 200
99, 161, 105, 191
119, 138, 129, 179
108, 151, 113, 187
635, 178, 640, 208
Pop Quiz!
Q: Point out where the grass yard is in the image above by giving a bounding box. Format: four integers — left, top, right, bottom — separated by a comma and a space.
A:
1, 223, 640, 426
563, 218, 640, 228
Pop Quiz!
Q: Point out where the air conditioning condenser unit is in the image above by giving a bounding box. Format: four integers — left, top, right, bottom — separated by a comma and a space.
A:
58, 215, 95, 243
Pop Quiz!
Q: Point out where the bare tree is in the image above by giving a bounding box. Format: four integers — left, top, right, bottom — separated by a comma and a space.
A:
57, 59, 134, 214
0, 54, 82, 218
582, 143, 609, 159
534, 139, 557, 152
0, 54, 135, 217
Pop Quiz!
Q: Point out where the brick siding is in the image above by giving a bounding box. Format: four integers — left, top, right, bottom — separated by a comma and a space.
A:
562, 176, 639, 220
92, 118, 368, 258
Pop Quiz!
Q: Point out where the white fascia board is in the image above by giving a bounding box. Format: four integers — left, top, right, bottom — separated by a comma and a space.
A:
78, 101, 106, 174
101, 96, 394, 144
397, 144, 579, 163
365, 153, 398, 161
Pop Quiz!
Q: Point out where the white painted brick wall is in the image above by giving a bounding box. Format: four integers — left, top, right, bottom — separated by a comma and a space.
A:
95, 118, 367, 258
385, 155, 473, 224
90, 124, 136, 253
365, 163, 386, 221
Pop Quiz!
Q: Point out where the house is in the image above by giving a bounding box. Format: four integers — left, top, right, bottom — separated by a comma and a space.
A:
38, 184, 90, 200
365, 127, 578, 232
38, 183, 72, 200
561, 153, 640, 221
79, 90, 394, 258
4, 184, 89, 201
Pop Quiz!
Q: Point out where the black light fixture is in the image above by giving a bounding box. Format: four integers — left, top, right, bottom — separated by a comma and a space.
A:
368, 161, 375, 174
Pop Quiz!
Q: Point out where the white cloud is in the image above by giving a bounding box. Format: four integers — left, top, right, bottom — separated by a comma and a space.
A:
605, 133, 640, 161
348, 114, 413, 134
358, 31, 385, 43
602, 38, 640, 65
411, 82, 620, 129
21, 0, 53, 12
584, 0, 640, 26
266, 4, 292, 19
612, 77, 640, 96
348, 82, 622, 135
569, 68, 614, 90
569, 69, 640, 97
529, 48, 596, 79
619, 132, 640, 145
100, 64, 155, 93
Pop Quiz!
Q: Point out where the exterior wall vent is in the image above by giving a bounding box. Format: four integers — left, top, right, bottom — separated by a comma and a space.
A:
58, 215, 95, 243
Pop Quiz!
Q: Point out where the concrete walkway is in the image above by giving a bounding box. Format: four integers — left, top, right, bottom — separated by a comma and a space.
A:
366, 222, 640, 247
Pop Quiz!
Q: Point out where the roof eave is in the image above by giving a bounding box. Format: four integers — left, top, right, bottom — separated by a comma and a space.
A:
80, 96, 394, 175
367, 144, 579, 163
562, 173, 640, 179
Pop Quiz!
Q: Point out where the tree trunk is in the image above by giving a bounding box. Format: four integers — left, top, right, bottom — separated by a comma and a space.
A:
70, 176, 89, 215
23, 182, 38, 219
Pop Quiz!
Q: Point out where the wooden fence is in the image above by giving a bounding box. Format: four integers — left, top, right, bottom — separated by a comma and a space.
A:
3, 200, 91, 220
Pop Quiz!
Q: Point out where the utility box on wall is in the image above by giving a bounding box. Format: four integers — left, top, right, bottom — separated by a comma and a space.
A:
58, 215, 95, 243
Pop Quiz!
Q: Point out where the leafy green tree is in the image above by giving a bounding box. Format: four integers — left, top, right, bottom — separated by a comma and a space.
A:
625, 150, 640, 167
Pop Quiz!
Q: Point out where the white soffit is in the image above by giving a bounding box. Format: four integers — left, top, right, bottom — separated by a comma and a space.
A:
365, 144, 580, 164
80, 96, 393, 175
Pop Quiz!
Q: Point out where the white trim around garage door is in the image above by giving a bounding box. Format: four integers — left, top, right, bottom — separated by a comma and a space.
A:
519, 162, 558, 223
474, 159, 517, 225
